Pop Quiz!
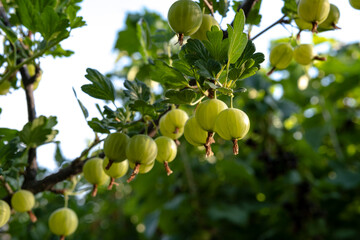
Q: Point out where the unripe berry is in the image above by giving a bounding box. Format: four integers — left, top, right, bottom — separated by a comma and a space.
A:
293, 44, 314, 65
159, 109, 189, 140
214, 108, 250, 155
83, 157, 109, 196
155, 136, 177, 176
102, 157, 129, 190
48, 207, 78, 238
103, 132, 129, 169
11, 189, 37, 222
0, 200, 11, 228
298, 0, 330, 32
129, 160, 155, 174
268, 43, 293, 75
349, 0, 360, 10
318, 4, 340, 30
190, 14, 220, 41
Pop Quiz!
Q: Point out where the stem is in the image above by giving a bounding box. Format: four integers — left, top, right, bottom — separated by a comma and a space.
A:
60, 236, 65, 240
267, 66, 276, 76
313, 56, 326, 61
28, 210, 37, 223
164, 162, 173, 176
105, 159, 114, 170
311, 21, 318, 33
107, 177, 119, 190
203, 0, 214, 16
91, 184, 98, 197
230, 96, 234, 108
232, 139, 239, 155
251, 15, 287, 41
127, 163, 141, 183
0, 176, 13, 194
205, 132, 215, 157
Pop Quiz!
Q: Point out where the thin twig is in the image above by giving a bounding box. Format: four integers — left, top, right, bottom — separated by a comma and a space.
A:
251, 15, 287, 41
0, 176, 14, 194
203, 0, 214, 16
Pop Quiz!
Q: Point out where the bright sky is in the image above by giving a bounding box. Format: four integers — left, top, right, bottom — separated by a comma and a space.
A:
0, 0, 359, 170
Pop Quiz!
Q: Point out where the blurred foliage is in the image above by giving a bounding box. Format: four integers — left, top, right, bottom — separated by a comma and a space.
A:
1, 1, 360, 240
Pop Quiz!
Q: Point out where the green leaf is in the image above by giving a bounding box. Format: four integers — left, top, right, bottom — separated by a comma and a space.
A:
227, 10, 248, 65
129, 100, 156, 117
136, 18, 151, 62
45, 44, 74, 58
195, 59, 222, 79
87, 118, 111, 134
123, 79, 150, 102
81, 68, 116, 102
208, 204, 248, 226
72, 88, 89, 119
218, 0, 230, 17
19, 116, 58, 148
181, 39, 211, 65
0, 20, 17, 43
246, 0, 262, 25
282, 0, 298, 17
15, 0, 37, 32
149, 60, 189, 89
164, 89, 197, 105
203, 26, 229, 63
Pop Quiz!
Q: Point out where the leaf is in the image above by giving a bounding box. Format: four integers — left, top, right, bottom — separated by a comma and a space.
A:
72, 88, 89, 119
0, 20, 17, 43
208, 204, 249, 226
181, 39, 211, 65
203, 26, 229, 63
246, 0, 262, 25
87, 118, 111, 134
195, 59, 222, 79
164, 89, 197, 105
282, 0, 298, 17
149, 60, 189, 89
136, 18, 151, 62
81, 68, 116, 102
129, 100, 156, 117
123, 79, 150, 102
19, 116, 58, 148
218, 0, 230, 17
227, 10, 248, 65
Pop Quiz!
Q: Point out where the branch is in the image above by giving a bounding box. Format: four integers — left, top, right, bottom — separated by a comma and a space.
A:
203, 0, 214, 16
251, 15, 287, 41
0, 176, 14, 195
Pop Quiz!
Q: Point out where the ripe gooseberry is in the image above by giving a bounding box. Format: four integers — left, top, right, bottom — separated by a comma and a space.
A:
159, 109, 189, 141
190, 14, 220, 41
102, 157, 129, 190
168, 0, 203, 45
214, 108, 250, 155
195, 99, 228, 157
350, 0, 360, 10
318, 4, 340, 30
268, 43, 293, 75
126, 134, 157, 182
103, 132, 129, 170
0, 80, 11, 95
155, 136, 177, 176
297, 0, 330, 32
83, 157, 109, 197
11, 189, 37, 222
0, 200, 11, 228
184, 116, 211, 155
48, 207, 78, 240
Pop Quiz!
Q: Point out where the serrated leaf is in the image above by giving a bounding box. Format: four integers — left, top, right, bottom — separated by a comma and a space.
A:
129, 100, 156, 117
282, 0, 298, 17
239, 67, 258, 80
82, 68, 116, 102
181, 39, 211, 65
172, 59, 195, 77
218, 0, 230, 17
0, 20, 17, 43
195, 59, 222, 79
149, 60, 189, 89
203, 26, 229, 62
136, 18, 151, 62
227, 11, 248, 65
124, 79, 150, 102
246, 0, 262, 25
164, 89, 197, 105
19, 116, 58, 148
87, 118, 111, 134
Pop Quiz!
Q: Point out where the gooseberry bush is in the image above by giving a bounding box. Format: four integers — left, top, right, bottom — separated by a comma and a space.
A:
1, 0, 360, 239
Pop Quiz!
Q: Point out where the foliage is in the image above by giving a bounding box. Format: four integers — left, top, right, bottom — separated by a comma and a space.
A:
1, 0, 360, 240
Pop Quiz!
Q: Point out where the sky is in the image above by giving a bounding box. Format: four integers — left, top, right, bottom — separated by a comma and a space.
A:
0, 0, 359, 170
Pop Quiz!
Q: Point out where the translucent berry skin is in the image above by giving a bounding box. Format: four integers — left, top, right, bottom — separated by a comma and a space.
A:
294, 44, 314, 65
168, 0, 203, 36
0, 200, 11, 228
102, 157, 129, 179
195, 99, 228, 132
48, 207, 78, 237
350, 0, 360, 10
318, 4, 340, 30
11, 190, 35, 212
214, 108, 250, 141
295, 17, 313, 31
269, 43, 293, 69
103, 132, 129, 163
184, 116, 208, 146
298, 0, 330, 25
129, 161, 155, 174
126, 135, 157, 165
155, 136, 177, 163
190, 14, 220, 41
159, 109, 189, 140
83, 158, 109, 185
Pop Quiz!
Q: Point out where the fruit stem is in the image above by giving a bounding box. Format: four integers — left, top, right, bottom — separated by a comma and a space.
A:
28, 210, 37, 223
232, 139, 239, 155
91, 184, 98, 197
313, 56, 326, 61
332, 23, 341, 30
296, 29, 302, 41
107, 177, 119, 190
177, 33, 184, 46
205, 132, 215, 157
175, 139, 181, 146
311, 21, 318, 33
127, 163, 141, 183
267, 66, 276, 76
60, 235, 65, 240
105, 159, 114, 170
164, 162, 173, 176
173, 127, 179, 134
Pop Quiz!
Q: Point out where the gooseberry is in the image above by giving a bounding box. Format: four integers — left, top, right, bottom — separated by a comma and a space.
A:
183, 116, 211, 155
293, 44, 314, 65
214, 108, 250, 155
190, 14, 220, 41
129, 160, 155, 174
0, 80, 11, 95
350, 0, 360, 10
11, 189, 37, 222
297, 0, 330, 32
318, 4, 340, 30
21, 64, 41, 90
268, 43, 293, 75
103, 132, 129, 169
126, 134, 157, 182
0, 200, 11, 228
155, 136, 177, 176
102, 157, 129, 190
295, 17, 313, 31
83, 157, 109, 197
48, 207, 78, 239
195, 99, 228, 157
168, 0, 203, 45
159, 109, 189, 140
